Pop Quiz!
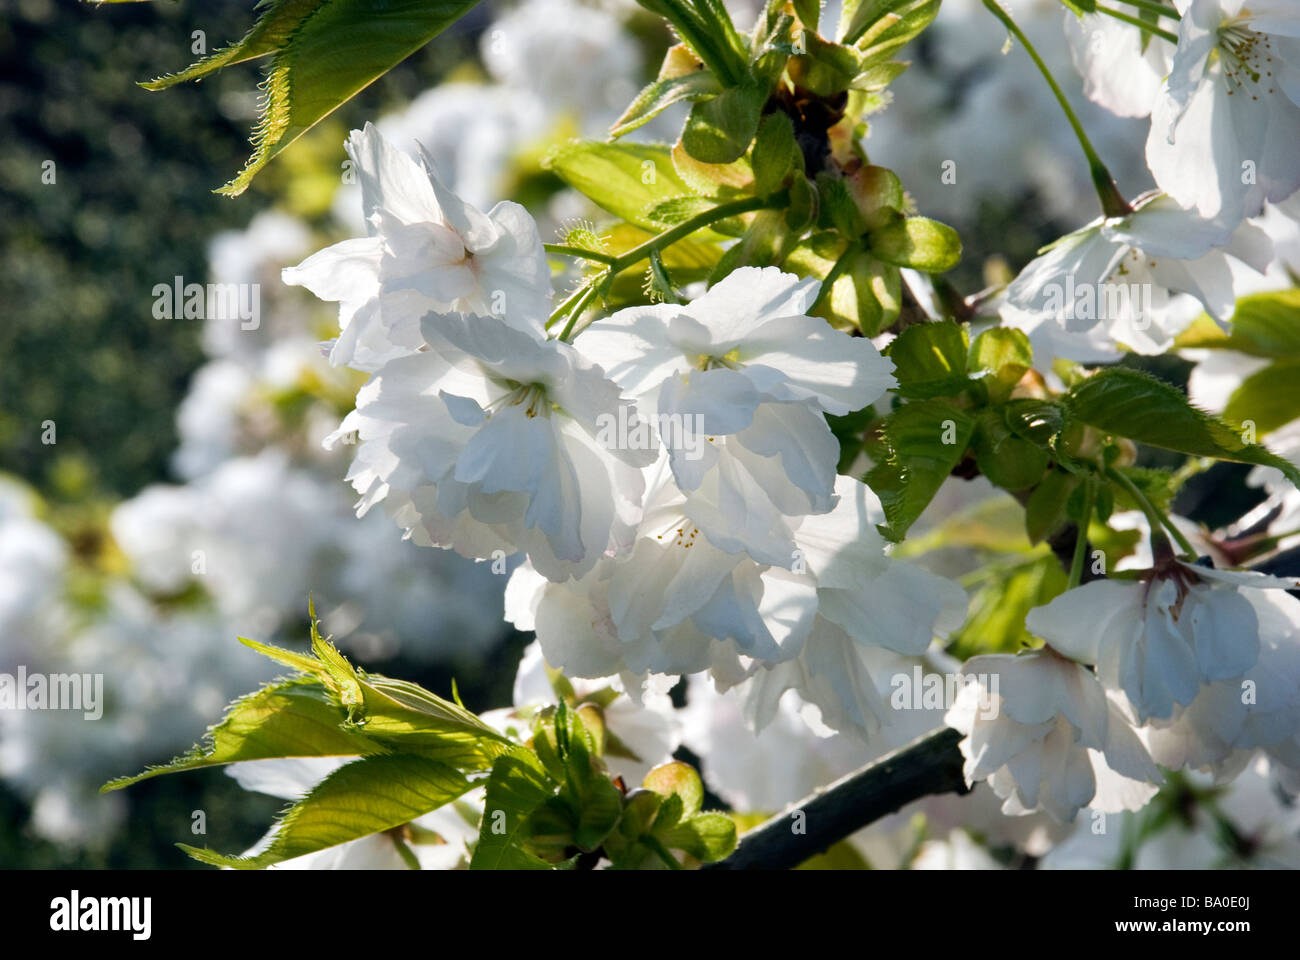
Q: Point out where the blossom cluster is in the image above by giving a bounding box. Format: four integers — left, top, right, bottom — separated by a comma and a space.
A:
291, 122, 970, 744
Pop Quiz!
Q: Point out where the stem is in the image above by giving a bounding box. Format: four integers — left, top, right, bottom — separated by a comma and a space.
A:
811, 240, 859, 314
610, 192, 783, 275
544, 243, 617, 265
643, 834, 684, 870
703, 727, 969, 870
1106, 465, 1198, 558
557, 281, 602, 342
546, 192, 787, 341
983, 0, 1132, 219
546, 279, 601, 332
1094, 3, 1180, 44
1107, 0, 1180, 21
1068, 478, 1095, 589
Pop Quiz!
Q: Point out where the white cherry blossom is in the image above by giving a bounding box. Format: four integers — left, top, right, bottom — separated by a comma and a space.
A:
1146, 0, 1300, 225
284, 123, 552, 371
1026, 560, 1300, 723
945, 650, 1162, 823
330, 311, 654, 581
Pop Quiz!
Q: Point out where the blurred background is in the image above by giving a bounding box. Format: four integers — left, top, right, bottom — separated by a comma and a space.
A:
1, 0, 1288, 869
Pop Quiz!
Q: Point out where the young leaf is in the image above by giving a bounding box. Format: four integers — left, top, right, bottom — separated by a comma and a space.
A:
610, 70, 722, 140
470, 748, 559, 870
544, 141, 702, 233
1175, 290, 1300, 357
972, 409, 1050, 492
682, 81, 768, 164
968, 328, 1033, 403
636, 0, 749, 87
180, 754, 471, 869
142, 0, 485, 196
251, 627, 511, 769
655, 812, 737, 862
1024, 469, 1080, 545
1222, 358, 1300, 436
866, 400, 976, 541
886, 321, 970, 398
102, 678, 383, 791
350, 673, 513, 769
868, 216, 962, 273
751, 111, 797, 196
1062, 367, 1300, 485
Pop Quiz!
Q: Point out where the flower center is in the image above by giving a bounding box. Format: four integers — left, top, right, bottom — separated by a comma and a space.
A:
694, 348, 743, 371
654, 516, 701, 549
489, 381, 550, 419
1217, 22, 1278, 99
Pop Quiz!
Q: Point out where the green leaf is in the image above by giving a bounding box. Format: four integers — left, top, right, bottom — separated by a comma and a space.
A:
645, 195, 718, 227
471, 748, 559, 870
682, 81, 768, 164
145, 0, 484, 196
886, 321, 970, 399
866, 400, 976, 541
1024, 469, 1080, 545
708, 208, 798, 281
968, 328, 1033, 404
784, 173, 818, 232
1063, 367, 1300, 486
671, 140, 756, 198
610, 70, 722, 140
973, 410, 1050, 492
251, 624, 511, 769
1002, 398, 1067, 449
751, 111, 797, 196
868, 216, 961, 272
180, 754, 472, 869
1222, 358, 1300, 436
785, 235, 899, 335
139, 0, 324, 89
102, 678, 382, 791
351, 674, 512, 769
1174, 290, 1300, 357
544, 141, 705, 234
574, 775, 624, 851
788, 32, 864, 96
843, 0, 941, 63
949, 554, 1066, 660
656, 812, 737, 862
636, 0, 749, 87
815, 172, 867, 237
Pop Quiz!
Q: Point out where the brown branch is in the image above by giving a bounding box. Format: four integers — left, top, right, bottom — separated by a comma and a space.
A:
703, 726, 969, 870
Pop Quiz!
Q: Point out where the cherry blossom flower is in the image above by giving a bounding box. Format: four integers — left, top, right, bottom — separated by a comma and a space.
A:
1026, 560, 1300, 723
577, 267, 895, 565
284, 123, 552, 371
1146, 0, 1300, 225
945, 650, 1162, 823
1003, 191, 1273, 355
329, 311, 653, 581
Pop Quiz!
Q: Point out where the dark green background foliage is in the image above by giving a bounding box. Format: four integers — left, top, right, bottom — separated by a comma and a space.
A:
0, 0, 496, 869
